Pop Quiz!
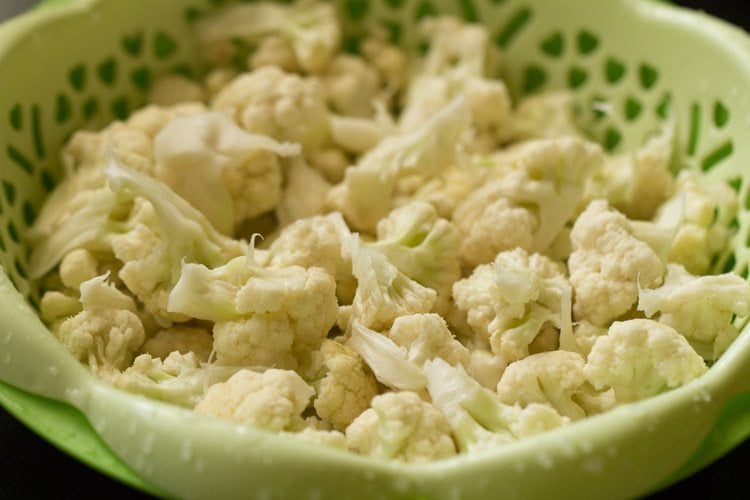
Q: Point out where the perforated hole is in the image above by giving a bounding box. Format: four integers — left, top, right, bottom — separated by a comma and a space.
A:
98, 58, 118, 86
540, 32, 564, 58
576, 30, 599, 55
495, 7, 532, 48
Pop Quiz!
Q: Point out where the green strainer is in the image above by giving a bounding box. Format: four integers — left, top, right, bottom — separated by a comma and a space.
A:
2, 0, 750, 498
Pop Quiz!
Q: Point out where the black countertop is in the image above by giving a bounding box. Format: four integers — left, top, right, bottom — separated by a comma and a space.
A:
2, 0, 749, 498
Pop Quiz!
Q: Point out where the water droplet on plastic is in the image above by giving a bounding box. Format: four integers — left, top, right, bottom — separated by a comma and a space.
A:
141, 433, 155, 455
582, 456, 603, 473
180, 439, 194, 462
47, 365, 59, 377
2, 332, 11, 345
2, 353, 11, 364
536, 451, 554, 469
65, 387, 84, 405
127, 420, 138, 437
194, 460, 206, 474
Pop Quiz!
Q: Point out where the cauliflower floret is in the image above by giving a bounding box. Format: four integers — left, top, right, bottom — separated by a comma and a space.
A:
148, 75, 207, 106
585, 123, 675, 220
111, 351, 237, 408
55, 274, 144, 371
453, 248, 570, 362
497, 351, 614, 419
212, 67, 330, 151
267, 212, 355, 303
153, 111, 301, 234
584, 319, 707, 403
656, 171, 738, 275
360, 36, 409, 96
195, 368, 315, 431
196, 0, 340, 74
399, 17, 510, 140
140, 326, 214, 362
290, 427, 348, 449
369, 202, 461, 315
327, 96, 470, 233
348, 235, 436, 331
345, 391, 456, 463
40, 291, 82, 326
638, 264, 750, 361
568, 199, 667, 326
466, 349, 507, 390
275, 159, 332, 227
453, 136, 603, 267
106, 162, 246, 322
167, 253, 338, 368
346, 317, 468, 392
424, 358, 567, 453
319, 54, 381, 117
388, 314, 470, 368
59, 248, 99, 290
304, 339, 379, 431
502, 92, 583, 143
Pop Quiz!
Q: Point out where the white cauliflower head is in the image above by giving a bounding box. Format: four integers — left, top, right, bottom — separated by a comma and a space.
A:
568, 199, 667, 326
195, 368, 315, 431
345, 391, 456, 463
638, 264, 750, 361
584, 319, 707, 403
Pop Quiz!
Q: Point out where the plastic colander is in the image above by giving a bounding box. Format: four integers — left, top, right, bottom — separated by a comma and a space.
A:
2, 0, 750, 498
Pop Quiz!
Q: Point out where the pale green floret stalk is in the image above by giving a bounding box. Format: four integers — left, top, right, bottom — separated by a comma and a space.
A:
111, 351, 239, 408
638, 263, 750, 361
328, 95, 470, 232
424, 358, 567, 453
105, 159, 246, 321
348, 234, 436, 331
368, 201, 461, 315
346, 320, 427, 391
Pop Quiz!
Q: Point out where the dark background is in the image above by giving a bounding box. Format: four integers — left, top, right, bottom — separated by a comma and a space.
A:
1, 0, 750, 498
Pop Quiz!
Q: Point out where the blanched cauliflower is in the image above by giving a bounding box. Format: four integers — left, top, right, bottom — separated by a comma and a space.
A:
212, 67, 330, 151
304, 339, 379, 431
55, 274, 145, 371
497, 351, 614, 419
345, 391, 456, 463
568, 199, 667, 326
453, 136, 603, 267
584, 319, 707, 403
195, 368, 315, 431
453, 248, 570, 361
140, 326, 214, 362
638, 264, 750, 361
656, 171, 738, 275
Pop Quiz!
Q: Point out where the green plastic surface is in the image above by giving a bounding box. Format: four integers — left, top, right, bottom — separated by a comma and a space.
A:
2, 0, 750, 498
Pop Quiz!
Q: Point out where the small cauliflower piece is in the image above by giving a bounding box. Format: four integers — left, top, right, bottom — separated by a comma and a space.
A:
55, 274, 144, 371
106, 160, 246, 321
327, 95, 470, 233
348, 235, 436, 331
153, 111, 301, 234
304, 339, 379, 431
212, 67, 330, 151
453, 248, 570, 362
140, 326, 215, 362
568, 199, 667, 326
388, 314, 470, 368
502, 92, 583, 143
195, 369, 315, 431
369, 202, 461, 315
112, 351, 237, 408
345, 391, 456, 463
424, 358, 567, 453
453, 136, 603, 267
148, 75, 207, 106
467, 349, 507, 390
585, 123, 675, 220
290, 427, 348, 450
40, 291, 82, 326
59, 248, 100, 290
638, 264, 750, 360
167, 253, 338, 368
275, 159, 332, 227
584, 319, 707, 403
656, 171, 738, 275
497, 351, 614, 419
319, 54, 381, 117
196, 0, 340, 74
267, 212, 355, 303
